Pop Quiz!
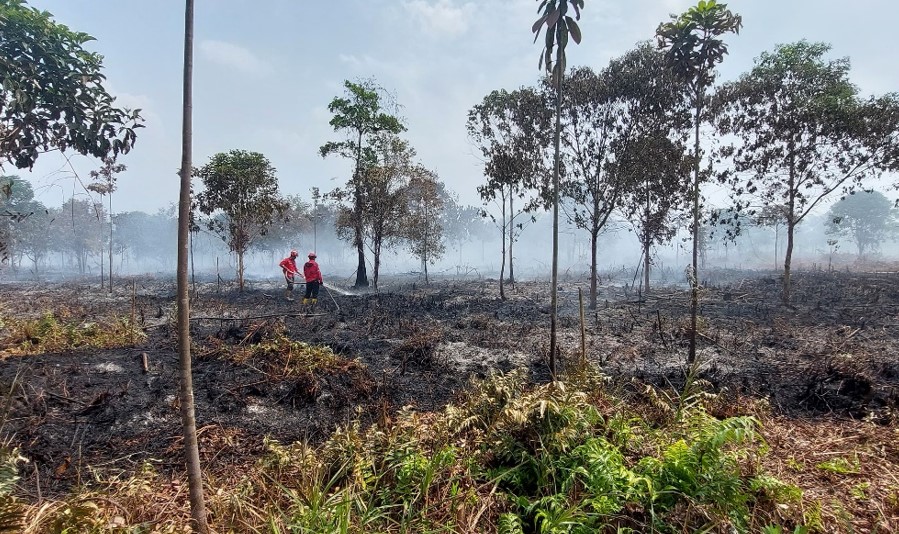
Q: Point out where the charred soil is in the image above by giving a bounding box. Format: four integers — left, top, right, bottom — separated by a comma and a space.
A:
1, 270, 898, 500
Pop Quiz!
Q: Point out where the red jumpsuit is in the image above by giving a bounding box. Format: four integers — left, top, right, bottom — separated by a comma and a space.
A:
303, 259, 323, 299
279, 256, 298, 289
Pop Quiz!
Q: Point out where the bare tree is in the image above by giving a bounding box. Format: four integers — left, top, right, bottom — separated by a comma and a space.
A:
176, 0, 209, 531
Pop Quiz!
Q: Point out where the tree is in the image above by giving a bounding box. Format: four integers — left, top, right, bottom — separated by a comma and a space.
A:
175, 0, 209, 531
405, 168, 446, 283
617, 132, 690, 292
533, 0, 584, 379
356, 133, 416, 290
87, 157, 126, 292
320, 79, 406, 288
467, 87, 549, 298
557, 43, 687, 307
0, 0, 142, 168
195, 150, 287, 291
752, 204, 788, 270
656, 0, 741, 363
51, 197, 104, 274
826, 191, 897, 257
715, 41, 899, 303
0, 176, 47, 267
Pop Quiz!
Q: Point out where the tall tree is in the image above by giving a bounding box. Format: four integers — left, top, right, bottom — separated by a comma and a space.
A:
656, 0, 741, 363
826, 191, 897, 257
0, 176, 45, 267
176, 0, 209, 531
533, 0, 584, 379
405, 168, 446, 283
467, 88, 549, 298
87, 157, 126, 292
320, 79, 406, 288
357, 133, 416, 290
617, 132, 690, 292
556, 44, 687, 307
716, 41, 899, 303
50, 197, 104, 274
195, 150, 287, 291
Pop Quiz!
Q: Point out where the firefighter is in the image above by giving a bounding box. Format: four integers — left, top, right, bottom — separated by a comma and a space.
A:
279, 250, 300, 301
303, 251, 323, 306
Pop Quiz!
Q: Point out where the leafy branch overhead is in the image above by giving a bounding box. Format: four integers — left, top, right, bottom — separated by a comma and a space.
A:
532, 0, 584, 87
0, 0, 144, 169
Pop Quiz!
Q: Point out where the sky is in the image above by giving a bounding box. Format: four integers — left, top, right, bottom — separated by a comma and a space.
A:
13, 0, 899, 215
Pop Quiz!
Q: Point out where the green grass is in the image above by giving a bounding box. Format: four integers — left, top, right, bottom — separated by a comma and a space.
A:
10, 359, 814, 533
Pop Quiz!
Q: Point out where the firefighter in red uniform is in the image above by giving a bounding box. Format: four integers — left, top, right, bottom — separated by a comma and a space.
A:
303, 251, 323, 306
279, 250, 300, 301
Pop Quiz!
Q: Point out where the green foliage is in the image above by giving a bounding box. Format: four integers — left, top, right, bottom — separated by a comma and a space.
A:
0, 311, 145, 355
0, 0, 143, 170
194, 149, 287, 290
320, 78, 406, 288
532, 0, 585, 87
0, 446, 25, 533
826, 190, 898, 256
655, 0, 742, 96
815, 455, 860, 475
16, 366, 809, 532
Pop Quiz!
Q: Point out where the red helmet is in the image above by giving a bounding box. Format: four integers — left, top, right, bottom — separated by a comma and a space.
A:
290, 250, 298, 257
308, 251, 317, 259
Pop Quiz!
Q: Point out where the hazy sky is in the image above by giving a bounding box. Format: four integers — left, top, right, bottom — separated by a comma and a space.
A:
15, 0, 899, 214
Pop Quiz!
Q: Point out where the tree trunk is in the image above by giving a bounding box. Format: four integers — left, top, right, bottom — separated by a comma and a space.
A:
499, 208, 506, 301
373, 239, 381, 290
177, 1, 209, 531
589, 229, 598, 310
644, 231, 651, 293
353, 132, 369, 288
109, 194, 113, 293
644, 191, 651, 293
237, 250, 244, 292
549, 74, 562, 380
783, 145, 797, 305
688, 94, 702, 365
508, 192, 515, 285
100, 225, 105, 290
784, 222, 794, 305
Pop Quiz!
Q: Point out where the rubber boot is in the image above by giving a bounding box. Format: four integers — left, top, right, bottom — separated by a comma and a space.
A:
302, 298, 309, 305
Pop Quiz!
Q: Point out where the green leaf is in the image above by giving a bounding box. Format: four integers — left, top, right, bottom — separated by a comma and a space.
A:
566, 17, 582, 44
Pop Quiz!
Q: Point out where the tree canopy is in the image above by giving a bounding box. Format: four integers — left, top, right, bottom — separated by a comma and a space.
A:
0, 0, 144, 169
194, 149, 286, 291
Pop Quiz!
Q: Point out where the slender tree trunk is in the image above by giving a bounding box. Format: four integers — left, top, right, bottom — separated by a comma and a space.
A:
644, 191, 651, 293
549, 75, 562, 380
644, 232, 651, 293
236, 251, 244, 291
783, 147, 796, 305
100, 223, 105, 290
109, 194, 113, 293
774, 225, 778, 271
499, 203, 506, 300
508, 192, 515, 285
373, 237, 381, 290
589, 229, 598, 310
353, 132, 369, 288
688, 93, 702, 364
177, 1, 209, 531
784, 222, 794, 304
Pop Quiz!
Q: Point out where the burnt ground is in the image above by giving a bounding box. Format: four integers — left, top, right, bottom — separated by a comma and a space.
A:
1, 269, 898, 499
